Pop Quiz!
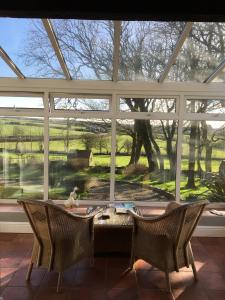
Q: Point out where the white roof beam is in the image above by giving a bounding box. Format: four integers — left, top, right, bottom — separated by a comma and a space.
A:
42, 19, 72, 80
203, 59, 225, 83
0, 47, 25, 79
112, 21, 121, 82
158, 22, 193, 83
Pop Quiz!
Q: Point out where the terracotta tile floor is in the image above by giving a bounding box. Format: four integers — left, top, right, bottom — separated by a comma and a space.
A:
0, 234, 225, 300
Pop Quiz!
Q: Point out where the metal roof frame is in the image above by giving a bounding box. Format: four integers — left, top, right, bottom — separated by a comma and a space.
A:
42, 19, 72, 80
0, 47, 25, 79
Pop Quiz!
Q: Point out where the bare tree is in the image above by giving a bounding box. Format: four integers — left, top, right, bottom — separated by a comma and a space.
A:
80, 133, 96, 151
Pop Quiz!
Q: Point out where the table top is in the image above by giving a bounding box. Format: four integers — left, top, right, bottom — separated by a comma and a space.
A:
94, 207, 133, 227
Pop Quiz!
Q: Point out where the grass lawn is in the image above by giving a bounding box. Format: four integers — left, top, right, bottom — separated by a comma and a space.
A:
0, 118, 225, 202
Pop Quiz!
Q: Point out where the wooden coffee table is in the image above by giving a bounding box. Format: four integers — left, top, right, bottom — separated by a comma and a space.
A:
93, 207, 134, 255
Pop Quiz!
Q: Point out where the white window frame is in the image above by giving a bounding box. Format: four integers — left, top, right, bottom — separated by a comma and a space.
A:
0, 81, 224, 208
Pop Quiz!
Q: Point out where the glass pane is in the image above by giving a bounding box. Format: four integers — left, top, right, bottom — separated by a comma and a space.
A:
0, 117, 44, 199
51, 19, 113, 80
0, 59, 17, 77
186, 99, 225, 113
49, 118, 111, 200
167, 22, 225, 82
0, 96, 43, 109
119, 21, 185, 81
115, 119, 177, 201
212, 69, 225, 82
0, 18, 64, 78
120, 97, 176, 112
54, 96, 109, 111
181, 120, 225, 202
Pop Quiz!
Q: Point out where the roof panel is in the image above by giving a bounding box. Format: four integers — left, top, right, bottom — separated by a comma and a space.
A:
118, 21, 185, 81
51, 19, 113, 80
0, 18, 65, 78
167, 22, 225, 82
0, 58, 17, 77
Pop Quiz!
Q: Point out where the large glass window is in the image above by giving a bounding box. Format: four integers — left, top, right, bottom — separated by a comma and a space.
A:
0, 117, 44, 199
0, 93, 224, 205
49, 118, 111, 200
181, 120, 225, 202
115, 119, 177, 201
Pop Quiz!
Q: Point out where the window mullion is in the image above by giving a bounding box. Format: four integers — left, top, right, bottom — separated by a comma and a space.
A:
175, 95, 185, 203
43, 92, 49, 201
110, 93, 117, 202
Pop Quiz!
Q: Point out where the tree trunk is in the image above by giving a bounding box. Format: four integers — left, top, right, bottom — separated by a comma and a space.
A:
201, 120, 212, 173
205, 143, 212, 173
166, 139, 176, 180
196, 126, 203, 177
147, 122, 164, 171
129, 134, 142, 165
186, 121, 197, 189
136, 120, 158, 172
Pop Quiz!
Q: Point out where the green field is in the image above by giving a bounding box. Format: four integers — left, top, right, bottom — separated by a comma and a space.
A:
0, 117, 224, 202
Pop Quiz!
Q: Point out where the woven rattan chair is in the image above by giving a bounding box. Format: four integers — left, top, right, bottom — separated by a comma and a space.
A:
18, 199, 100, 292
128, 200, 209, 293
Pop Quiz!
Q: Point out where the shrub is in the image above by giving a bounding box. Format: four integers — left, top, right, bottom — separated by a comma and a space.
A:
202, 173, 225, 202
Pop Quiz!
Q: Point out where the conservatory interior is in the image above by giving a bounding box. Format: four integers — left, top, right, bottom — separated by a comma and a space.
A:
0, 16, 225, 300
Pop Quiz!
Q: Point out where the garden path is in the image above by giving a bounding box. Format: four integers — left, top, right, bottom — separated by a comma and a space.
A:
86, 181, 175, 202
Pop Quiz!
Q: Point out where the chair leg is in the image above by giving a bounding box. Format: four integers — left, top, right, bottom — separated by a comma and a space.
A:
191, 262, 198, 281
188, 243, 198, 281
56, 272, 62, 293
26, 262, 33, 281
129, 253, 135, 270
165, 271, 172, 293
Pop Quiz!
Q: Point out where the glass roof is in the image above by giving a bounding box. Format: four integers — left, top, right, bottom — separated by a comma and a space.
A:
0, 58, 17, 77
167, 22, 225, 82
0, 18, 64, 78
119, 21, 185, 81
51, 19, 113, 80
0, 18, 225, 83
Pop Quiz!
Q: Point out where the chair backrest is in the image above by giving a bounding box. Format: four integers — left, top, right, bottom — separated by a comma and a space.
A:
132, 200, 208, 247
174, 200, 208, 249
150, 200, 209, 249
17, 199, 91, 244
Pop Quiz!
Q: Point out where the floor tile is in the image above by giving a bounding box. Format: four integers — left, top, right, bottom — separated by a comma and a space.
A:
139, 289, 174, 300
69, 288, 106, 300
34, 287, 70, 300
0, 268, 17, 287
8, 266, 46, 287
207, 289, 225, 300
1, 286, 38, 300
172, 285, 210, 300
0, 233, 224, 300
74, 267, 106, 288
136, 270, 167, 290
106, 287, 138, 300
106, 267, 137, 289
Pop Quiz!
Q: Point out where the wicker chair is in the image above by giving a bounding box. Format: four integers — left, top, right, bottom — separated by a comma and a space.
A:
128, 200, 209, 293
18, 199, 100, 292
